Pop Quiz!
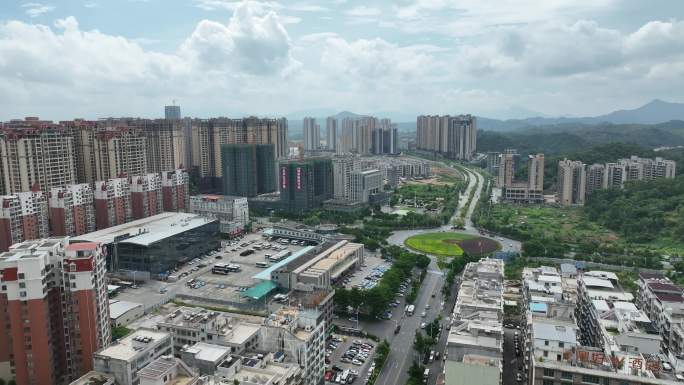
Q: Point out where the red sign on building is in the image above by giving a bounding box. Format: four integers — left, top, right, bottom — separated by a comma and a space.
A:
281, 167, 288, 189
296, 167, 302, 190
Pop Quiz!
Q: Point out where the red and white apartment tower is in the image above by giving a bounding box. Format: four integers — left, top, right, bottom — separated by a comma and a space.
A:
0, 190, 49, 252
0, 238, 110, 385
94, 178, 131, 230
161, 169, 189, 212
130, 173, 163, 220
48, 184, 96, 237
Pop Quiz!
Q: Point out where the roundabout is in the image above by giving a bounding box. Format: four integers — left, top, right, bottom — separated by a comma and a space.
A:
404, 231, 501, 257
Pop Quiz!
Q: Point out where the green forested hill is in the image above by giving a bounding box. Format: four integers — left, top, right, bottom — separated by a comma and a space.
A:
585, 177, 684, 246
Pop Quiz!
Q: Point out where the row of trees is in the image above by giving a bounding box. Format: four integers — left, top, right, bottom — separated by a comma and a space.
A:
334, 246, 430, 319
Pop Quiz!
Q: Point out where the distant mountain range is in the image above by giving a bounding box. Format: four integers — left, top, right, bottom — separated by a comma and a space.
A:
478, 99, 684, 131
286, 99, 684, 137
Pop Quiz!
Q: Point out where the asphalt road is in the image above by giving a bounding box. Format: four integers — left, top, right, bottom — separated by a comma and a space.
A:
374, 261, 445, 385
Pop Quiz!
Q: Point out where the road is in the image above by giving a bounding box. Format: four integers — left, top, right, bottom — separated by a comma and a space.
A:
372, 162, 520, 385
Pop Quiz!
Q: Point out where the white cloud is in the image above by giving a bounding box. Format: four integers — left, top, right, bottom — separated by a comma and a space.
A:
345, 6, 382, 17
22, 3, 55, 17
181, 2, 298, 75
83, 2, 99, 8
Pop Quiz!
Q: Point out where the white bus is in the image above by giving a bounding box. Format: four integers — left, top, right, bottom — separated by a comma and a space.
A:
212, 263, 231, 275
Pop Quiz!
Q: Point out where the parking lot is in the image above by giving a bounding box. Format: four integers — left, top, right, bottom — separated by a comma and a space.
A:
342, 255, 390, 290
326, 335, 377, 385
111, 230, 310, 308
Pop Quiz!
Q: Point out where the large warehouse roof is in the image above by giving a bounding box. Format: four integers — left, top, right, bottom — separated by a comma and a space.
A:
71, 212, 216, 246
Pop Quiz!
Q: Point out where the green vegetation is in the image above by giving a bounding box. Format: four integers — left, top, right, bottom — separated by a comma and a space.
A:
413, 330, 436, 358
478, 122, 684, 159
334, 246, 430, 319
367, 340, 391, 385
111, 326, 133, 340
406, 361, 427, 385
477, 203, 666, 268
585, 177, 684, 246
404, 232, 472, 256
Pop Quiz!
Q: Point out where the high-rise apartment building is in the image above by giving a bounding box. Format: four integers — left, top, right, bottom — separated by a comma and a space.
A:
416, 115, 477, 160
279, 158, 333, 213
0, 118, 77, 195
497, 150, 517, 188
326, 117, 337, 151
586, 164, 606, 196
604, 162, 626, 189
161, 169, 189, 212
94, 178, 131, 229
0, 191, 49, 252
527, 154, 545, 191
62, 119, 98, 184
332, 157, 358, 200
130, 173, 163, 220
221, 144, 277, 197
93, 126, 147, 181
557, 159, 587, 206
164, 104, 181, 120
48, 184, 95, 237
619, 156, 677, 181
349, 169, 383, 203
0, 238, 110, 385
303, 117, 320, 151
135, 119, 186, 174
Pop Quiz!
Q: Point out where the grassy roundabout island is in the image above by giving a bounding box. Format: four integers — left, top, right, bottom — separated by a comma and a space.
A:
404, 232, 501, 257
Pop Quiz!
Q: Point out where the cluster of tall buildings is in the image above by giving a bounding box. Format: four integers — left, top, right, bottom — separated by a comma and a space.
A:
520, 265, 684, 385
557, 155, 677, 206
492, 149, 545, 203
416, 115, 477, 160
303, 116, 398, 156
0, 170, 189, 252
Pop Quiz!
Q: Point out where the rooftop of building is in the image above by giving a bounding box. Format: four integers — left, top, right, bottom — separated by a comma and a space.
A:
532, 321, 577, 344
69, 371, 116, 385
252, 245, 316, 281
71, 212, 215, 246
295, 240, 362, 275
444, 358, 501, 385
182, 342, 231, 363
137, 356, 196, 385
109, 299, 143, 319
95, 329, 170, 361
0, 238, 66, 263
158, 306, 263, 346
214, 353, 301, 385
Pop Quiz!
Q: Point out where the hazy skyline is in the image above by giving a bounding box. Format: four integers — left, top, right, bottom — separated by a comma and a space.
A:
1, 0, 684, 121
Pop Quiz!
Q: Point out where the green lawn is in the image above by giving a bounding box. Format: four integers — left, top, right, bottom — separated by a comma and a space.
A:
404, 232, 474, 257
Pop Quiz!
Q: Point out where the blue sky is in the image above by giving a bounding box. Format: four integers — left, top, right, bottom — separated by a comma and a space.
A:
1, 0, 684, 121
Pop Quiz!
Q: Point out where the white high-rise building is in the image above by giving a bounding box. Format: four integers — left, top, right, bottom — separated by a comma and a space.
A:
303, 117, 319, 151
557, 159, 586, 206
326, 117, 337, 151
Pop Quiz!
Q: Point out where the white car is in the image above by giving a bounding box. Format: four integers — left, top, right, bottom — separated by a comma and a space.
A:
420, 322, 427, 329
421, 311, 427, 317
352, 359, 363, 366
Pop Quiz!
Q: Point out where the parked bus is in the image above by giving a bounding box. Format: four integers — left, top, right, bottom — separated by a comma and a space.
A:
406, 304, 415, 316
212, 263, 231, 275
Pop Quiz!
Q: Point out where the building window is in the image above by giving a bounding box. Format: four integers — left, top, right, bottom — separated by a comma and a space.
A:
559, 342, 564, 348
544, 368, 555, 377
543, 381, 554, 385
19, 282, 26, 288
561, 372, 573, 381
18, 273, 25, 279
545, 340, 549, 346
543, 351, 548, 357
581, 375, 600, 384
19, 291, 26, 298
